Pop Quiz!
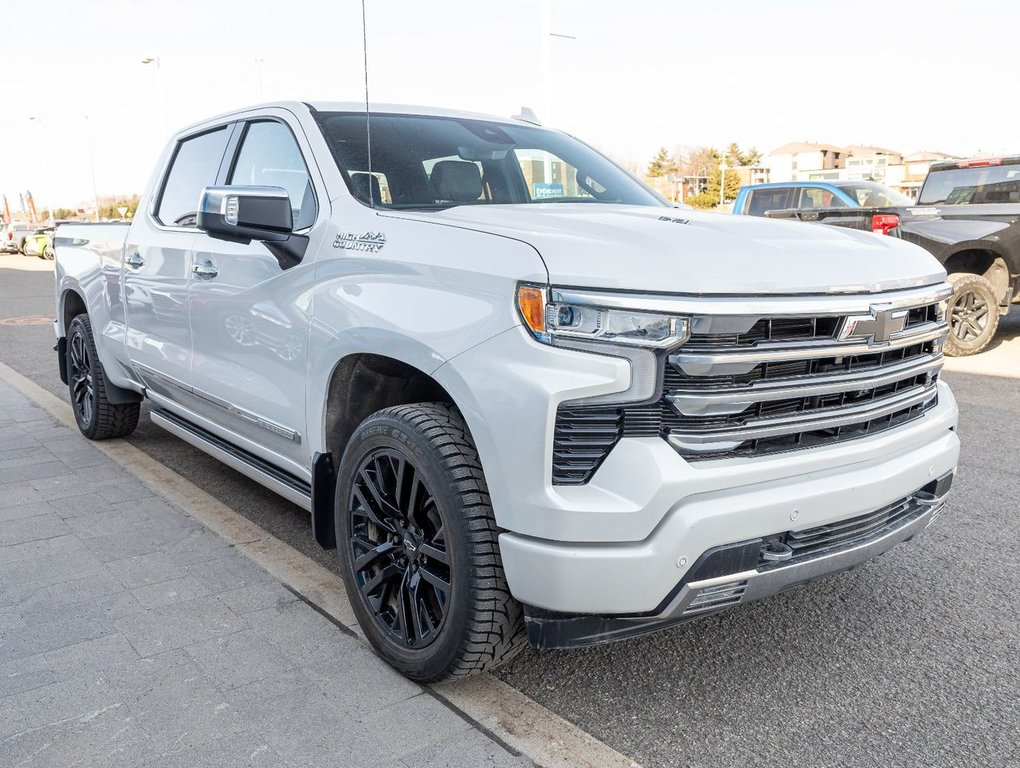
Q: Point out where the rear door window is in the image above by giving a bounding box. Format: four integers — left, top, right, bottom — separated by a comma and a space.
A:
156, 127, 231, 227
745, 188, 791, 216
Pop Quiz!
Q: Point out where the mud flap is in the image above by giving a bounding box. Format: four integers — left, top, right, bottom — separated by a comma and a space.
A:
311, 451, 337, 549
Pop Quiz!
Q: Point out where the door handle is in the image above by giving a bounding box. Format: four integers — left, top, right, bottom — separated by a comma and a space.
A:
125, 252, 144, 269
192, 261, 219, 279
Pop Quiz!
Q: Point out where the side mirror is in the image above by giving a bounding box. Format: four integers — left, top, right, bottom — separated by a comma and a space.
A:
197, 186, 293, 245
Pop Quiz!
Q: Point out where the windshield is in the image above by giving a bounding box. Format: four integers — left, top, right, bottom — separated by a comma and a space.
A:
918, 164, 1020, 205
836, 182, 911, 207
314, 111, 665, 210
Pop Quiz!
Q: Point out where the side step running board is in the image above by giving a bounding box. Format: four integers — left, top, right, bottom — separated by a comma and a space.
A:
150, 408, 312, 511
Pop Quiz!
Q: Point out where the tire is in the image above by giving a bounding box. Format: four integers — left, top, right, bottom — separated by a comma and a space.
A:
335, 402, 526, 682
944, 272, 999, 357
66, 314, 140, 439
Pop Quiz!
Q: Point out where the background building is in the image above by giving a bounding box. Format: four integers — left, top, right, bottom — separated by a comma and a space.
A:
763, 141, 957, 200
764, 142, 848, 183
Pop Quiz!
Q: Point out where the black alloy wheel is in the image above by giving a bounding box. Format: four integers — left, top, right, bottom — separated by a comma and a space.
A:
65, 314, 140, 439
335, 403, 526, 682
348, 447, 451, 649
68, 325, 96, 427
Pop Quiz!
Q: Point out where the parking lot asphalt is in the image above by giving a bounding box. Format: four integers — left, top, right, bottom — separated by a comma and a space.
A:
2, 254, 1018, 768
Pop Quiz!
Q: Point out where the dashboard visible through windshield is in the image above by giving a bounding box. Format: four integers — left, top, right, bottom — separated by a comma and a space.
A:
313, 111, 665, 211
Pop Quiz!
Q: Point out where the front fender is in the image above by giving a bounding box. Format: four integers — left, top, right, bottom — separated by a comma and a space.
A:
902, 217, 1015, 264
306, 327, 490, 456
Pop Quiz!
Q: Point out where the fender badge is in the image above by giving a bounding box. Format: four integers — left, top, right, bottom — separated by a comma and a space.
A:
333, 231, 386, 252
658, 215, 690, 224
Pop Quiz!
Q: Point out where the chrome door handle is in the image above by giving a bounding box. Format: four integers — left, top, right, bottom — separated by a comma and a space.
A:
125, 252, 144, 269
192, 261, 219, 279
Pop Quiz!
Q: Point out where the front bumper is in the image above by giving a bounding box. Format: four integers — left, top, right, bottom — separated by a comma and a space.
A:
498, 401, 959, 615
525, 471, 953, 650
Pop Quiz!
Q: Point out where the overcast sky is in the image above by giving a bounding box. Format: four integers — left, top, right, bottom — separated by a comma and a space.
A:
1, 0, 1016, 209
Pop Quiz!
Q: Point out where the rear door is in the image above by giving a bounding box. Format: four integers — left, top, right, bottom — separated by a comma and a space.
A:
124, 124, 234, 401
187, 114, 325, 476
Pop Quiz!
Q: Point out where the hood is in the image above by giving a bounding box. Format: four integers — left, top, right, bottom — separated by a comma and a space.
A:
393, 204, 946, 295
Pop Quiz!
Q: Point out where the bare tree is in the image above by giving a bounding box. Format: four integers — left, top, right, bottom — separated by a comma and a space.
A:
677, 146, 719, 178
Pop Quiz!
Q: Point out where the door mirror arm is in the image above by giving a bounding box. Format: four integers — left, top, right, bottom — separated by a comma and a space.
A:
264, 235, 308, 270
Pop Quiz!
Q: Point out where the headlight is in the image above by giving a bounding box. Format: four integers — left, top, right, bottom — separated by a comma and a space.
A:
516, 284, 690, 350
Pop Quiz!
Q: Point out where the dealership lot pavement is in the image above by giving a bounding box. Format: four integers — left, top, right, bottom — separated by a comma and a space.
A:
1, 254, 1018, 767
0, 377, 532, 767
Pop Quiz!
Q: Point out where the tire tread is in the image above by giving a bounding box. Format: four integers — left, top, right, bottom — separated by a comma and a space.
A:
69, 314, 140, 440
357, 402, 527, 681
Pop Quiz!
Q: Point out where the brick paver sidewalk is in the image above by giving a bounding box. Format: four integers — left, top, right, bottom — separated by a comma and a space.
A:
0, 379, 528, 767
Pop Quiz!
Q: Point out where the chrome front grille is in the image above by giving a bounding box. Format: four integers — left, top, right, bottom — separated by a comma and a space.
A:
550, 284, 951, 483
663, 288, 949, 460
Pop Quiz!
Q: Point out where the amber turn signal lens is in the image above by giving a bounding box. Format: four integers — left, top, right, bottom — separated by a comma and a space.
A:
517, 286, 546, 334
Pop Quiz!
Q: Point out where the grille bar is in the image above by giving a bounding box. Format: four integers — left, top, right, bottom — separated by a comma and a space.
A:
668, 354, 942, 416
668, 383, 937, 451
672, 321, 947, 373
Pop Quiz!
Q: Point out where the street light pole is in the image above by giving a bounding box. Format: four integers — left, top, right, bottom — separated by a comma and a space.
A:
141, 57, 165, 139
255, 58, 265, 101
719, 160, 727, 208
538, 1, 575, 190
84, 115, 101, 222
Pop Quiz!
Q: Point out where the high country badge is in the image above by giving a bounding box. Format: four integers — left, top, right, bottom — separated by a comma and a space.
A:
333, 232, 386, 252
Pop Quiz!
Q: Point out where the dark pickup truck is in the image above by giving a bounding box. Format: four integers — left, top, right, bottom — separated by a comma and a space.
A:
767, 157, 1020, 356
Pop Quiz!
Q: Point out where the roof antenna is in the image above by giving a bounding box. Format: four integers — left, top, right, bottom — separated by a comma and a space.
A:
360, 0, 375, 207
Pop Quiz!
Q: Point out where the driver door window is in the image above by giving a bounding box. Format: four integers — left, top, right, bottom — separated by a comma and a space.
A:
229, 121, 316, 229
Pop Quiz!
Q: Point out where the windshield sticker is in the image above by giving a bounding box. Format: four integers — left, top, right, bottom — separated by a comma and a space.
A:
333, 232, 386, 252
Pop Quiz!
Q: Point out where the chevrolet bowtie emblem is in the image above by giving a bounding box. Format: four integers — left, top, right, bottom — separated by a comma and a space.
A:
837, 304, 907, 345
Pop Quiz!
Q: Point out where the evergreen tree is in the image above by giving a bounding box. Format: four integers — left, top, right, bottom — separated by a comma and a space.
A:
647, 147, 679, 177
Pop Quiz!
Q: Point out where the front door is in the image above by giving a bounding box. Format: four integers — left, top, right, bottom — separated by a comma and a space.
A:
123, 126, 233, 402
187, 117, 323, 477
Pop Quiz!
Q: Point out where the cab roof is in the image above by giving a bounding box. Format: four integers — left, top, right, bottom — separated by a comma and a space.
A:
179, 100, 533, 136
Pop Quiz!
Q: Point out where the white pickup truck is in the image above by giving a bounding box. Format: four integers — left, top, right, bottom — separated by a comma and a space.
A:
54, 102, 959, 681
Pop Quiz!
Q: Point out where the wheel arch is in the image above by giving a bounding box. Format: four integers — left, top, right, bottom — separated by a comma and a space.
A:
322, 352, 456, 462
312, 350, 460, 550
943, 248, 1013, 309
59, 286, 88, 337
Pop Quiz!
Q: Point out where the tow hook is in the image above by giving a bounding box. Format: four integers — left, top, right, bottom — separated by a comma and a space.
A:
760, 537, 794, 562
